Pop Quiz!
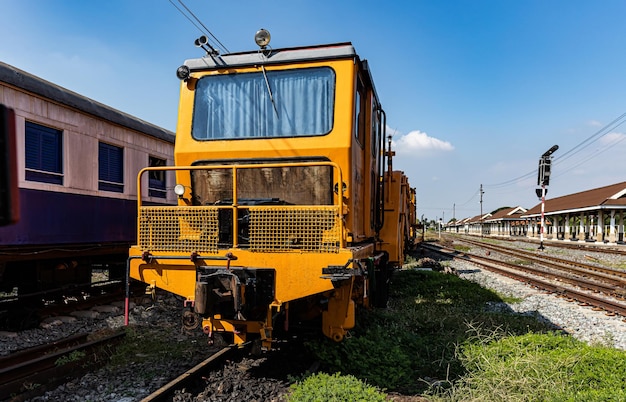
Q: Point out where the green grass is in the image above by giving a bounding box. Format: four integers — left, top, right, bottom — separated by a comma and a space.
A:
304, 266, 626, 400
306, 269, 551, 394
287, 372, 387, 402
108, 326, 210, 378
608, 260, 626, 270
494, 292, 523, 304
510, 258, 532, 266
55, 350, 86, 366
433, 332, 626, 401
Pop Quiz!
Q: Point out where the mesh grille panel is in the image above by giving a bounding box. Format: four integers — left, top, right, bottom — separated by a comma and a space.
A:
138, 205, 341, 253
248, 206, 340, 252
139, 206, 220, 253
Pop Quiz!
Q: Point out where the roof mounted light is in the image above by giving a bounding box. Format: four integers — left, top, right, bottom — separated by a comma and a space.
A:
176, 65, 190, 81
195, 35, 209, 48
194, 35, 219, 56
254, 29, 271, 49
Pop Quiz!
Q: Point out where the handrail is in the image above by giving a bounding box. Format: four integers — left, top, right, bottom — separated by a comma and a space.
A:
134, 161, 344, 249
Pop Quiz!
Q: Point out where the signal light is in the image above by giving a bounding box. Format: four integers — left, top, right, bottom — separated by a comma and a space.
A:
537, 157, 552, 186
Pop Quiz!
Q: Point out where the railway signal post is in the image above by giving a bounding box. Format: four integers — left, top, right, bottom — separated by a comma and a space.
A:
537, 145, 559, 250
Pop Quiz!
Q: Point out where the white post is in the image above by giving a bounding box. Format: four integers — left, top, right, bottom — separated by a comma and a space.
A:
609, 210, 616, 243
539, 184, 546, 250
579, 212, 585, 241
597, 210, 604, 243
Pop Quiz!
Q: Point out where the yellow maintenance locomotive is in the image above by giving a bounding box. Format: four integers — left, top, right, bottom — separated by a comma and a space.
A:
128, 30, 416, 349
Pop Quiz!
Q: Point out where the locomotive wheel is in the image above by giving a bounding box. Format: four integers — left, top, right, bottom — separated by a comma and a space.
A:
181, 308, 200, 331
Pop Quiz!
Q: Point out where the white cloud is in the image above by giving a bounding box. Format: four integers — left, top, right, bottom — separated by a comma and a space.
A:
599, 131, 626, 144
391, 129, 454, 155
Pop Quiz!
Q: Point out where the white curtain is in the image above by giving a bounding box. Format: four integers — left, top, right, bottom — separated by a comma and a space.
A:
192, 67, 335, 139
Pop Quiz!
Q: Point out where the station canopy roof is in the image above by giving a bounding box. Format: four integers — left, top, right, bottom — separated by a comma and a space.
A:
523, 181, 626, 218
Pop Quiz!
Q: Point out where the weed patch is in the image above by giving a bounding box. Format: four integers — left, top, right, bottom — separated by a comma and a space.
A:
55, 350, 87, 366
109, 326, 208, 368
306, 270, 551, 394
287, 372, 387, 401
304, 262, 626, 400
431, 332, 626, 401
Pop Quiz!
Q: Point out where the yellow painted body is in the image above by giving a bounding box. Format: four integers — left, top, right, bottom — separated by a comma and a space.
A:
130, 246, 364, 304
129, 41, 416, 347
379, 171, 416, 265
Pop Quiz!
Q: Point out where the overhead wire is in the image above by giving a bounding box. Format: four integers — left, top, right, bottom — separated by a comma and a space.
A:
168, 0, 230, 54
553, 130, 626, 179
484, 169, 536, 189
456, 188, 480, 207
553, 111, 626, 165
482, 110, 626, 190
456, 110, 626, 212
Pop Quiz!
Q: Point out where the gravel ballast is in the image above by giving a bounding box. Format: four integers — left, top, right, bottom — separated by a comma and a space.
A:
447, 240, 626, 350
2, 241, 625, 401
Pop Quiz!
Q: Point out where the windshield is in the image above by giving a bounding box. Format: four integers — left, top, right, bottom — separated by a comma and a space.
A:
192, 67, 335, 140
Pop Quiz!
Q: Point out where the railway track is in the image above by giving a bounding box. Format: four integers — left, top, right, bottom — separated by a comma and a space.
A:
421, 242, 626, 319
140, 345, 237, 402
453, 236, 626, 273
0, 330, 126, 400
452, 237, 626, 297
1, 280, 145, 332
456, 233, 626, 256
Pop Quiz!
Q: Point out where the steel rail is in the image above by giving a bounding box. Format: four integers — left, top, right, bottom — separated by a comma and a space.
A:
449, 233, 626, 256
427, 244, 618, 295
140, 345, 236, 402
450, 237, 626, 298
0, 332, 90, 369
422, 243, 626, 318
456, 236, 626, 280
0, 330, 126, 400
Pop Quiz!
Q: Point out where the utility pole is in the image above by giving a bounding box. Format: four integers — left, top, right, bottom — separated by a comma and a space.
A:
537, 145, 559, 250
479, 184, 484, 237
437, 216, 441, 239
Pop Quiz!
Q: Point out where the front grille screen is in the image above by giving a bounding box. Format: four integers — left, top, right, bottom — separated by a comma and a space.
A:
139, 206, 220, 253
139, 205, 340, 253
248, 206, 340, 252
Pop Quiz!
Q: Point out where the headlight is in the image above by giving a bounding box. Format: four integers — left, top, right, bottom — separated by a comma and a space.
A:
176, 65, 190, 81
174, 184, 186, 197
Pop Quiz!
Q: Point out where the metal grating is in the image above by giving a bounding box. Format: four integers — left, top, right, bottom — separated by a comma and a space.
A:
248, 206, 341, 253
139, 206, 220, 253
138, 205, 341, 253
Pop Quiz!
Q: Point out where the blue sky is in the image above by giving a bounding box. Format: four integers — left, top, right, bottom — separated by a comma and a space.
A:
3, 1, 626, 222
